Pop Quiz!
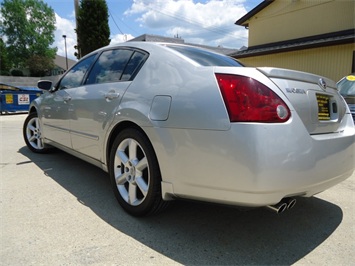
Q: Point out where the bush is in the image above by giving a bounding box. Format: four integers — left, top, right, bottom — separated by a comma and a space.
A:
11, 69, 24, 76
0, 70, 10, 76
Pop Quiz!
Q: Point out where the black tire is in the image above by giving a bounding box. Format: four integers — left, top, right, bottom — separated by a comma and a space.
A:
23, 112, 49, 153
109, 128, 169, 216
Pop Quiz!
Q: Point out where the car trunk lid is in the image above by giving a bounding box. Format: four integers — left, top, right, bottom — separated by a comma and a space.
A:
257, 67, 348, 134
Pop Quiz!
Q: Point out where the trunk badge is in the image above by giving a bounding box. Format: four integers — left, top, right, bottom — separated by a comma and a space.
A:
318, 78, 327, 91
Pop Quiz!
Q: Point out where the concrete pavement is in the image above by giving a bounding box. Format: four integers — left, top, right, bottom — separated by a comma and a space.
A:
1, 114, 354, 265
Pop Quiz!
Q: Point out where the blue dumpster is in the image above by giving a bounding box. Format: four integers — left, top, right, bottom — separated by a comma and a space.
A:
0, 83, 43, 114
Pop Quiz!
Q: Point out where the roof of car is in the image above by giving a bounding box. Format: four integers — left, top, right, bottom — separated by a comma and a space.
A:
85, 41, 228, 59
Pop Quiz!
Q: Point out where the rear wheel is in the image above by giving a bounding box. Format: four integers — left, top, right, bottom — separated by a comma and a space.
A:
109, 128, 168, 216
23, 112, 49, 153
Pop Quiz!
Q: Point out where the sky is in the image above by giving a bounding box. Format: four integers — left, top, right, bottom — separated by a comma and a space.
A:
44, 0, 264, 60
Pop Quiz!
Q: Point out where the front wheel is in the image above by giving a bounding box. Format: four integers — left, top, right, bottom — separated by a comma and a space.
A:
23, 112, 49, 153
109, 128, 169, 216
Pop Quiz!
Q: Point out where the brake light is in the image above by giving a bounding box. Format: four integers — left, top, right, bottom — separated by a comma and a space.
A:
215, 74, 290, 123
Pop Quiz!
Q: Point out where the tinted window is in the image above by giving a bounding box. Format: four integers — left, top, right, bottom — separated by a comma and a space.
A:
166, 45, 243, 67
121, 51, 147, 81
58, 54, 96, 89
86, 49, 134, 85
338, 77, 355, 96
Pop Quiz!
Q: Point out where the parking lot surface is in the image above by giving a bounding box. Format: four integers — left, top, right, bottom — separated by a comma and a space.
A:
1, 114, 354, 265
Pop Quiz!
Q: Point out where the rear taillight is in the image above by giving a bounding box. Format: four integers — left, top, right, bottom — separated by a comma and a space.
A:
215, 74, 290, 123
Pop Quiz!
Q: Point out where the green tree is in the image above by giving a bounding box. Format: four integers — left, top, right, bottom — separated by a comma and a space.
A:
0, 38, 12, 75
0, 0, 57, 69
27, 54, 55, 77
75, 0, 110, 59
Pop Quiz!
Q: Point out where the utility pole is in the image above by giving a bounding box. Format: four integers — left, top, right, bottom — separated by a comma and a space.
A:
62, 35, 68, 70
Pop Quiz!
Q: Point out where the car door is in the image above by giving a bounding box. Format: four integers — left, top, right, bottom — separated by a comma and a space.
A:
41, 54, 97, 148
69, 48, 148, 161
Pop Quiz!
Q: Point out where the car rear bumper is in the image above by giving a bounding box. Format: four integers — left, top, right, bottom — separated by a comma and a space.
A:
162, 168, 353, 206
151, 113, 355, 207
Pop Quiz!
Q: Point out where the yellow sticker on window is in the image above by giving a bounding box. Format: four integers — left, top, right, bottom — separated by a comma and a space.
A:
346, 75, 355, 81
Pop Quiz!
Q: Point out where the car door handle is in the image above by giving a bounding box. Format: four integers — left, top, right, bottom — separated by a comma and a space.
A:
105, 92, 120, 100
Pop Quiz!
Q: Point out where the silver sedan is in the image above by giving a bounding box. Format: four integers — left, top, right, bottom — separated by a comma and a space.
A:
23, 42, 355, 216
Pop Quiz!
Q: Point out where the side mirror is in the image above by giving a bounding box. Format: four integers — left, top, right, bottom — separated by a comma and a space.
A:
37, 80, 53, 91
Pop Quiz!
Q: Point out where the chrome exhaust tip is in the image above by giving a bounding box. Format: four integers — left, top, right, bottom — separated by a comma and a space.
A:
266, 202, 288, 214
266, 197, 296, 214
285, 198, 297, 210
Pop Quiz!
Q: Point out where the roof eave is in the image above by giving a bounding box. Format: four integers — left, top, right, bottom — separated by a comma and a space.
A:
235, 0, 274, 27
231, 30, 355, 58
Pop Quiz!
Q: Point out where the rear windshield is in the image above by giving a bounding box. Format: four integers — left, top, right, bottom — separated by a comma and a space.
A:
166, 45, 244, 67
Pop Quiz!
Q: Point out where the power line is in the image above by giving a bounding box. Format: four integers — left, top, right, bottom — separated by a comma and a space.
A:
109, 0, 248, 44
108, 8, 124, 35
137, 3, 245, 41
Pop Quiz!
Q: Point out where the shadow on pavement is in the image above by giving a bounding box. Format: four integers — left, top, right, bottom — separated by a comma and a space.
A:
19, 146, 343, 265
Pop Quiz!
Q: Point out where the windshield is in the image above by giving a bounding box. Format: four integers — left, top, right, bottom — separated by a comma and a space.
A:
338, 76, 355, 96
165, 45, 244, 67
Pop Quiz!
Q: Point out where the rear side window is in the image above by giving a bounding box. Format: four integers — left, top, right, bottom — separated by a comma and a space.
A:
86, 49, 134, 85
165, 45, 243, 67
121, 51, 147, 81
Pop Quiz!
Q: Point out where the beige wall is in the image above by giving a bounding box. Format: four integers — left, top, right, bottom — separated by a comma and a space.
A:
238, 43, 354, 81
247, 0, 354, 47
0, 75, 61, 87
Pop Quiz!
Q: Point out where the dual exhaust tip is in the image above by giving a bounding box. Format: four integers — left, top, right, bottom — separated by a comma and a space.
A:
266, 197, 297, 214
